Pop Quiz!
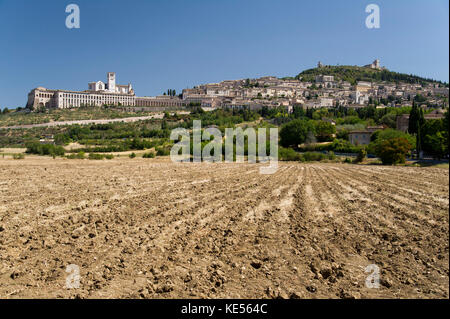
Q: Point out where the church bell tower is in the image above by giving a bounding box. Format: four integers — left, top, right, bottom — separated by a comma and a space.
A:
107, 72, 116, 92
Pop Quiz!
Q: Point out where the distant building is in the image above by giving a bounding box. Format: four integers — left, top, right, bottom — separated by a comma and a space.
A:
320, 98, 334, 107
356, 81, 372, 93
88, 72, 134, 95
26, 73, 136, 109
352, 91, 369, 105
396, 110, 446, 132
349, 131, 372, 145
364, 59, 383, 70
135, 96, 185, 108
349, 126, 385, 145
315, 75, 335, 89
315, 75, 334, 83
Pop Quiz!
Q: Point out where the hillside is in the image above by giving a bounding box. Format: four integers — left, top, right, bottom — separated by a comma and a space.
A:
295, 65, 449, 87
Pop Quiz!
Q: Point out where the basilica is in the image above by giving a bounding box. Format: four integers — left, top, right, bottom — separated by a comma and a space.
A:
26, 72, 136, 109
88, 72, 134, 95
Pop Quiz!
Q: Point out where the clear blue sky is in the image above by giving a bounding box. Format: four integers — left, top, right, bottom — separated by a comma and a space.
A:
0, 0, 448, 109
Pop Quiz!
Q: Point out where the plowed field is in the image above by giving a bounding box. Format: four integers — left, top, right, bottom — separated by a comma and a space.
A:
0, 158, 448, 298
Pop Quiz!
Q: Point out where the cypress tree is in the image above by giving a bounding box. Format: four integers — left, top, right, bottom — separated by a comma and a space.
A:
414, 108, 425, 159
408, 101, 419, 135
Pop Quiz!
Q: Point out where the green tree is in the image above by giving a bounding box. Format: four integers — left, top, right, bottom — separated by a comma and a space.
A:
161, 119, 168, 130
314, 121, 336, 142
279, 119, 315, 148
354, 148, 367, 163
376, 137, 413, 165
292, 105, 305, 118
379, 113, 397, 128
368, 129, 415, 155
422, 118, 447, 159
408, 102, 424, 135
423, 132, 446, 159
408, 102, 420, 135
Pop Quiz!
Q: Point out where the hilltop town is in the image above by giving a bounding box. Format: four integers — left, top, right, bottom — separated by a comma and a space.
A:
180, 60, 449, 110
22, 60, 449, 113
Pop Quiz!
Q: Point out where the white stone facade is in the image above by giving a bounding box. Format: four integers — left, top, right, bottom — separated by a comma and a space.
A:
27, 73, 136, 109
26, 87, 136, 109
88, 72, 134, 94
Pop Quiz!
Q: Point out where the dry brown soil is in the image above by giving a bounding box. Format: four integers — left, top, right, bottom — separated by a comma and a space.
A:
0, 157, 448, 298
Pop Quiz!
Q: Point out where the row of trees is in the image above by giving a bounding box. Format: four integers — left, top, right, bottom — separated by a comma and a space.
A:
164, 89, 177, 97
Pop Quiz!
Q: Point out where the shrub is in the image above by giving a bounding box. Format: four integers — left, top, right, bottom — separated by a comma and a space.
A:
66, 151, 86, 159
336, 129, 349, 140
13, 153, 25, 160
298, 138, 362, 153
88, 153, 105, 160
156, 146, 170, 156
354, 148, 367, 163
302, 152, 326, 162
143, 152, 155, 158
327, 151, 336, 160
129, 152, 136, 159
375, 137, 413, 165
104, 154, 114, 160
278, 147, 302, 161
25, 141, 65, 156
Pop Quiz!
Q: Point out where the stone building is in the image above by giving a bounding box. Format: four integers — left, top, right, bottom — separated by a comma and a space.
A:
396, 110, 445, 133
364, 59, 383, 70
26, 73, 135, 109
135, 96, 185, 108
349, 131, 372, 145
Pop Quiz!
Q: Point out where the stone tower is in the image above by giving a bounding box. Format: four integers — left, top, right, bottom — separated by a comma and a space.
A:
374, 59, 380, 69
107, 72, 116, 92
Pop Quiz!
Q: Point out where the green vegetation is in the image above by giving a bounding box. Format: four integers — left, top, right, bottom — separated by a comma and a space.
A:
409, 106, 449, 160
296, 65, 447, 87
279, 119, 315, 147
2, 104, 447, 166
88, 153, 113, 160
0, 106, 162, 127
299, 139, 362, 153
13, 153, 25, 160
25, 141, 65, 156
278, 147, 302, 161
66, 151, 86, 159
422, 119, 448, 159
375, 137, 413, 165
156, 146, 171, 156
368, 129, 415, 155
314, 120, 336, 142
302, 151, 336, 162
354, 148, 367, 164
143, 152, 155, 158
278, 147, 337, 162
